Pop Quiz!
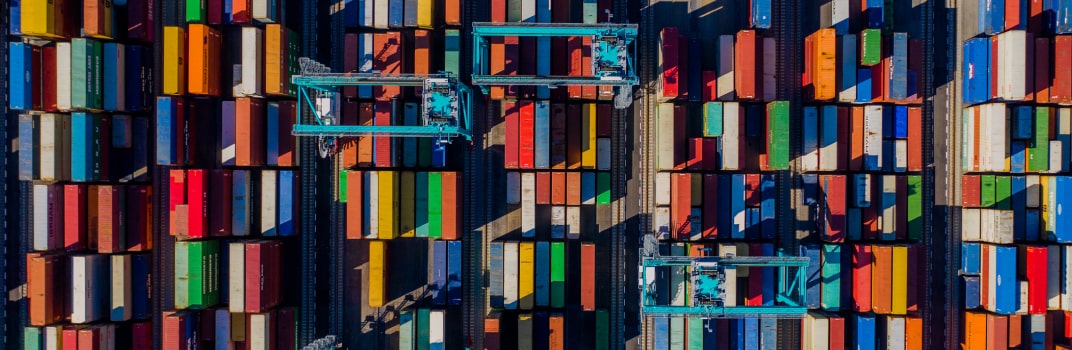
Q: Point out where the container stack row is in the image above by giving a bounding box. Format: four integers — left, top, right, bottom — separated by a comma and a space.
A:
11, 0, 158, 347
396, 309, 450, 349
960, 0, 1072, 346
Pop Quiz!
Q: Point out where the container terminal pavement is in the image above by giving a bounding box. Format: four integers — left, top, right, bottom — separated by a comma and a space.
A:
4, 0, 1072, 349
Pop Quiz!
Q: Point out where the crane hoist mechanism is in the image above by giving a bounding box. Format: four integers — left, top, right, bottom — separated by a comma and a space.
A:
638, 235, 809, 318
470, 22, 639, 109
290, 58, 473, 158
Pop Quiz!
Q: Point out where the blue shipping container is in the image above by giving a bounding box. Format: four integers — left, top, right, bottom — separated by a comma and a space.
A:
865, 0, 883, 28
534, 101, 549, 168
962, 242, 980, 274
846, 208, 862, 240
103, 43, 125, 112
894, 106, 908, 139
751, 0, 772, 29
233, 170, 250, 236
10, 0, 20, 35
1052, 177, 1072, 242
964, 275, 981, 309
760, 175, 775, 239
799, 244, 822, 309
432, 240, 447, 305
581, 172, 595, 204
1012, 176, 1027, 240
278, 170, 295, 236
688, 37, 703, 101
852, 313, 876, 350
744, 318, 759, 349
124, 45, 151, 112
856, 68, 873, 103
389, 0, 404, 28
9, 42, 32, 110
889, 33, 909, 101
1010, 141, 1027, 173
993, 245, 1018, 314
132, 254, 151, 319
534, 241, 549, 307
653, 317, 669, 350
761, 244, 775, 306
18, 115, 36, 180
980, 0, 1005, 34
963, 38, 991, 104
156, 97, 183, 165
1059, 0, 1072, 34
759, 318, 777, 350
746, 207, 761, 240
490, 242, 504, 308
1026, 209, 1040, 241
1014, 106, 1034, 140
840, 34, 857, 98
447, 240, 463, 305
267, 102, 281, 165
71, 113, 94, 182
729, 319, 746, 350
344, 0, 359, 27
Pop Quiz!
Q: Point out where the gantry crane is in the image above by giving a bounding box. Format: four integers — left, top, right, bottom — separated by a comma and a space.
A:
470, 22, 639, 108
639, 235, 809, 318
291, 58, 473, 157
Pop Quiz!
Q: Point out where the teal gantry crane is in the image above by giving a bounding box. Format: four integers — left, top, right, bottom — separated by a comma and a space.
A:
639, 235, 809, 318
470, 21, 639, 108
290, 58, 473, 157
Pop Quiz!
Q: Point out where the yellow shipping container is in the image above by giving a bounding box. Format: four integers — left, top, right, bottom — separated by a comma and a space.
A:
891, 245, 908, 315
368, 240, 386, 308
399, 171, 415, 237
1040, 176, 1050, 233
379, 171, 398, 239
264, 24, 287, 96
417, 0, 436, 28
21, 0, 56, 38
519, 242, 535, 310
163, 26, 187, 96
581, 104, 597, 168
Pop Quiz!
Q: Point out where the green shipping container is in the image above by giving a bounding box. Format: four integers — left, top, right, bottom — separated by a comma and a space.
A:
416, 309, 430, 350
339, 170, 348, 203
595, 310, 609, 350
703, 102, 723, 137
416, 172, 430, 237
444, 30, 460, 74
399, 310, 415, 350
175, 241, 190, 309
907, 175, 923, 240
821, 244, 841, 311
995, 176, 1012, 210
596, 172, 611, 205
861, 29, 882, 66
428, 172, 443, 239
550, 242, 566, 308
669, 317, 685, 350
766, 101, 790, 170
188, 240, 220, 309
980, 175, 996, 208
24, 327, 42, 350
186, 0, 206, 23
71, 38, 103, 110
687, 318, 703, 350
1028, 107, 1050, 172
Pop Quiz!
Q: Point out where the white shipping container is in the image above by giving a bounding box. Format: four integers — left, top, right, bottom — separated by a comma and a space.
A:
655, 172, 671, 206
762, 37, 777, 101
252, 0, 274, 23
988, 104, 1009, 172
249, 312, 273, 350
597, 138, 611, 170
57, 43, 72, 111
717, 35, 735, 100
39, 114, 68, 182
504, 242, 519, 309
33, 184, 49, 251
894, 140, 908, 172
962, 108, 976, 171
1060, 109, 1072, 172
1026, 175, 1040, 208
961, 208, 980, 242
819, 108, 839, 171
656, 103, 675, 170
521, 173, 536, 238
72, 254, 107, 324
832, 0, 849, 30
654, 207, 670, 240
863, 106, 883, 170
718, 243, 737, 306
361, 0, 373, 27
429, 310, 446, 347
567, 206, 581, 239
261, 170, 277, 235
886, 316, 906, 350
978, 106, 993, 171
722, 102, 740, 170
802, 108, 819, 171
506, 172, 520, 205
110, 255, 132, 321
996, 210, 1014, 243
236, 27, 265, 97
373, 0, 389, 28
216, 309, 234, 350
1047, 176, 1058, 236
998, 30, 1028, 100
978, 209, 993, 242
987, 246, 997, 310
854, 174, 871, 207
45, 326, 61, 350
1063, 246, 1072, 309
1048, 245, 1062, 310
229, 243, 245, 313
367, 171, 380, 239
521, 0, 535, 22
1018, 280, 1030, 315
1051, 140, 1063, 173
398, 311, 414, 350
551, 206, 565, 239
882, 175, 896, 240
809, 314, 829, 350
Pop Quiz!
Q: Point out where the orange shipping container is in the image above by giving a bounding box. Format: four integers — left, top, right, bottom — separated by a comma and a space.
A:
265, 24, 290, 96
373, 32, 403, 99
1008, 314, 1022, 348
346, 171, 363, 239
413, 30, 431, 96
188, 24, 222, 96
850, 106, 864, 170
97, 185, 123, 253
441, 172, 461, 240
28, 252, 65, 326
963, 311, 987, 350
871, 245, 893, 314
735, 30, 757, 100
551, 172, 566, 205
582, 38, 597, 99
987, 314, 1008, 350
566, 172, 581, 205
235, 98, 266, 166
812, 28, 837, 101
83, 0, 113, 39
905, 316, 923, 349
568, 36, 584, 99
490, 37, 506, 99
548, 313, 564, 350
357, 103, 375, 165
445, 0, 461, 25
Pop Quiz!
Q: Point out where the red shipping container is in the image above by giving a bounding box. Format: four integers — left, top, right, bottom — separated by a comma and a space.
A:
1036, 37, 1052, 104
358, 103, 374, 165
551, 172, 566, 205
822, 175, 846, 243
837, 106, 850, 170
277, 307, 298, 350
373, 32, 403, 100
485, 315, 501, 350
519, 100, 535, 169
343, 34, 359, 98
803, 34, 814, 92
445, 0, 460, 24
962, 175, 981, 207
169, 170, 186, 236
374, 101, 393, 167
1030, 0, 1046, 32
671, 173, 691, 240
64, 185, 87, 251
745, 174, 761, 207
1006, 0, 1022, 30
873, 53, 887, 102
490, 37, 506, 99
660, 27, 679, 99
852, 244, 873, 312
1053, 36, 1072, 104
702, 174, 718, 239
871, 245, 893, 314
828, 314, 845, 350
246, 241, 281, 313
97, 185, 124, 253
596, 104, 611, 137
200, 309, 216, 342
236, 97, 266, 166
566, 36, 583, 99
43, 46, 58, 112
1024, 246, 1049, 314
850, 106, 865, 171
232, 0, 251, 23
210, 170, 233, 237
186, 169, 208, 240
982, 244, 991, 310
702, 70, 717, 101
746, 243, 764, 306
550, 104, 567, 169
735, 30, 757, 100
582, 37, 597, 99
30, 47, 42, 111
678, 35, 689, 101
988, 314, 1009, 350
702, 138, 718, 171
504, 101, 519, 169
895, 176, 908, 241
907, 107, 923, 171
346, 170, 363, 239
992, 37, 1001, 100
62, 327, 78, 349
78, 326, 101, 350
504, 36, 519, 98
580, 243, 595, 311
442, 172, 461, 240
163, 311, 197, 350
536, 172, 551, 205
687, 138, 704, 170
277, 101, 296, 166
132, 322, 152, 349
566, 172, 581, 206
567, 105, 582, 169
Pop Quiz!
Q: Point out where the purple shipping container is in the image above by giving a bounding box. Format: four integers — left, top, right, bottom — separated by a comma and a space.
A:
127, 0, 155, 42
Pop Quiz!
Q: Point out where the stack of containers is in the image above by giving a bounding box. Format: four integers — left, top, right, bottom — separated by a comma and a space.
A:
156, 0, 302, 348
798, 1, 926, 349
12, 0, 156, 347
647, 1, 793, 347
337, 0, 466, 348
960, 1, 1072, 347
482, 0, 615, 348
